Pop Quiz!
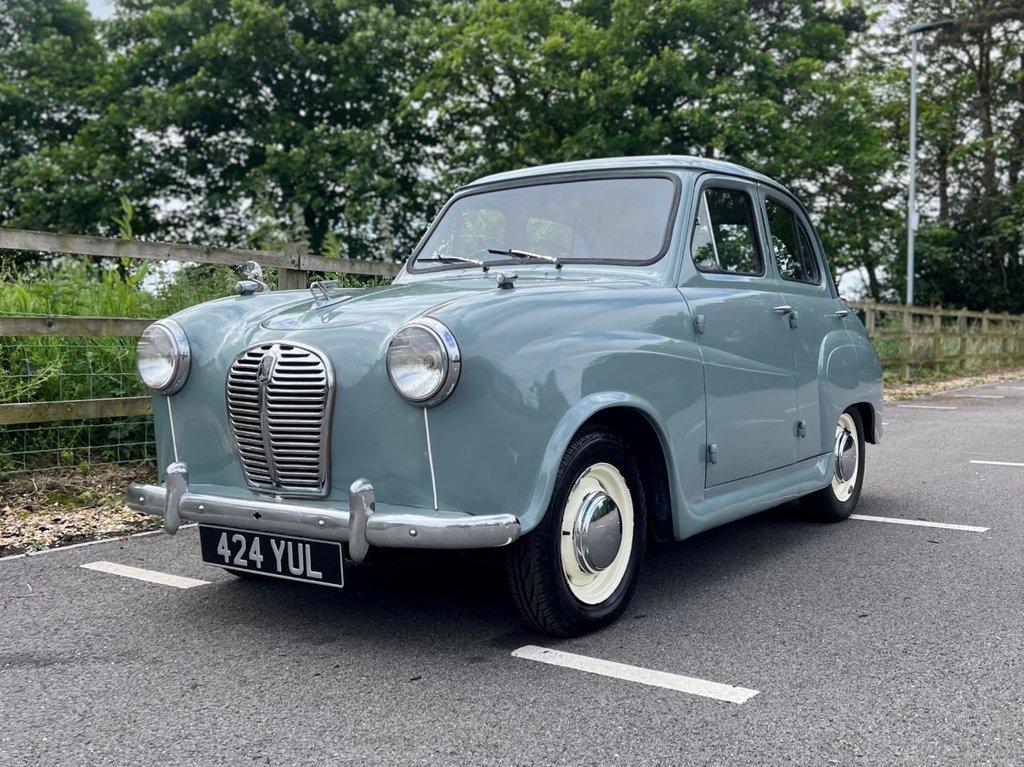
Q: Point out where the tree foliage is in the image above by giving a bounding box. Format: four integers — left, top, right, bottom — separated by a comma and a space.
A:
0, 0, 1022, 311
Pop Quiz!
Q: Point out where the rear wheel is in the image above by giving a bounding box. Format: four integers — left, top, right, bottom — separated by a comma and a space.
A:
802, 407, 865, 522
506, 425, 647, 637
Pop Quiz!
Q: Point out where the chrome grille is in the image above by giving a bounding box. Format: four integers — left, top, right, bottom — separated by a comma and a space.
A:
226, 341, 334, 497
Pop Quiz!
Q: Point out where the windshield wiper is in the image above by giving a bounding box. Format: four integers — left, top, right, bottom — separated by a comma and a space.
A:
487, 247, 563, 270
417, 255, 489, 272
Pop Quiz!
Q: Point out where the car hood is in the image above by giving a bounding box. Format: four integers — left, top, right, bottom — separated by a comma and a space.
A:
253, 273, 644, 333
259, 281, 487, 331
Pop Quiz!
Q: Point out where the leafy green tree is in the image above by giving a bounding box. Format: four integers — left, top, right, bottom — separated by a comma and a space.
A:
417, 0, 897, 292
883, 0, 1024, 311
100, 0, 434, 258
3, 0, 435, 261
0, 0, 107, 236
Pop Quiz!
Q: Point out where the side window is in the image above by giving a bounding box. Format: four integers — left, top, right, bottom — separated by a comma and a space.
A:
691, 187, 763, 276
764, 198, 821, 285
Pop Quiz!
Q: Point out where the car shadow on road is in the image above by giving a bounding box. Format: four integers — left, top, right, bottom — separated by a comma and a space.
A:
167, 500, 833, 650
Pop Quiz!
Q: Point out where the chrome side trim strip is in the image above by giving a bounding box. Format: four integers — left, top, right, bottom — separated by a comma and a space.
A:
166, 396, 180, 463
423, 408, 438, 510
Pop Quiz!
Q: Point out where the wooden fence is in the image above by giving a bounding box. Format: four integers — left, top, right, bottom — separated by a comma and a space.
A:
849, 301, 1024, 380
0, 228, 400, 430
2, 226, 1024, 431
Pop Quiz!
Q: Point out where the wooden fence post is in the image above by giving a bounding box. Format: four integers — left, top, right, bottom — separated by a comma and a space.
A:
981, 312, 990, 367
277, 241, 308, 291
931, 310, 942, 367
864, 304, 876, 337
957, 311, 968, 372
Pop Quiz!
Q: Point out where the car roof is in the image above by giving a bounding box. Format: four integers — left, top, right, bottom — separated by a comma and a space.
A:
462, 155, 778, 189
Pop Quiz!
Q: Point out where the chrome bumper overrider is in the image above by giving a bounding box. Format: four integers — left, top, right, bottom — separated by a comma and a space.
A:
127, 462, 521, 563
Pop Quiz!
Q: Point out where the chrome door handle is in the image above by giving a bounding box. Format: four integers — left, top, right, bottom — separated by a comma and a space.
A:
833, 309, 850, 319
773, 305, 793, 316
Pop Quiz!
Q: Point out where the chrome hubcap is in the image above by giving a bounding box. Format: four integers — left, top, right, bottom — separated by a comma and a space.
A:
834, 429, 856, 482
572, 491, 622, 574
559, 462, 634, 605
831, 412, 859, 502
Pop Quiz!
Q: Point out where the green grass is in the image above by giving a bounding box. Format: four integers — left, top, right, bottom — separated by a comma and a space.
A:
0, 258, 237, 473
0, 257, 389, 474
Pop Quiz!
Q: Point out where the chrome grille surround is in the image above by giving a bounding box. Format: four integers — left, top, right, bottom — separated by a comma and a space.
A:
225, 341, 334, 498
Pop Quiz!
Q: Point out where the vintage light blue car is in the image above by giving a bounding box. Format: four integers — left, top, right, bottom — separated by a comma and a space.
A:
128, 156, 882, 636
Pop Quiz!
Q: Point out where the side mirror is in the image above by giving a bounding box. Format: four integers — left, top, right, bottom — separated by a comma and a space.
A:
240, 260, 263, 281
235, 279, 263, 296
235, 260, 270, 295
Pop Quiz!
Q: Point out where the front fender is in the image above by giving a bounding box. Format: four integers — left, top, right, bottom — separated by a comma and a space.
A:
427, 285, 706, 537
520, 392, 678, 535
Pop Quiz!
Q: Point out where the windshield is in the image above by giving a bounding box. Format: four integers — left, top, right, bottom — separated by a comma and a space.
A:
411, 176, 678, 270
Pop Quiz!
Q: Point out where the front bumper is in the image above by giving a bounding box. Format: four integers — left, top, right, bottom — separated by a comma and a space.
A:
127, 462, 521, 562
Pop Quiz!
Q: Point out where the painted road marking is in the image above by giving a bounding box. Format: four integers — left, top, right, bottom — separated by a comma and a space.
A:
994, 386, 1024, 390
970, 460, 1024, 468
0, 525, 197, 563
951, 394, 1004, 399
81, 560, 210, 589
896, 404, 957, 410
512, 645, 759, 704
850, 515, 989, 533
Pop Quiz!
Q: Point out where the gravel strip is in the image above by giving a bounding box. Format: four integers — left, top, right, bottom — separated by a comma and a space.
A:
0, 463, 158, 557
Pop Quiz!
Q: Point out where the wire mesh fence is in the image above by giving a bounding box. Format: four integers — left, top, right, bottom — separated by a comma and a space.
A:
0, 417, 154, 476
0, 228, 405, 481
0, 332, 155, 476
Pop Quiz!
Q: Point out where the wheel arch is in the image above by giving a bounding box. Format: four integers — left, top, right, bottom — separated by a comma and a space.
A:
848, 401, 880, 444
521, 393, 680, 539
580, 406, 674, 543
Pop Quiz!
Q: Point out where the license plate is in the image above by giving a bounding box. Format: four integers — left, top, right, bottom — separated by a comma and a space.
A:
199, 525, 343, 588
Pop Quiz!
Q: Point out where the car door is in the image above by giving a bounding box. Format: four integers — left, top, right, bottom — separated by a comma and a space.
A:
679, 175, 799, 487
757, 187, 848, 463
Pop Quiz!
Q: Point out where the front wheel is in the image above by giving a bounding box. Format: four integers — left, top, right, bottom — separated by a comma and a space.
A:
802, 407, 866, 522
506, 425, 647, 637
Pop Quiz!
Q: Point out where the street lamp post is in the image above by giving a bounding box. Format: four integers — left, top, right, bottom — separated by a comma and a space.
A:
905, 19, 953, 307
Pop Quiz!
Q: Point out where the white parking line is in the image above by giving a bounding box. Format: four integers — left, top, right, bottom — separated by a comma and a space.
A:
850, 515, 989, 533
951, 394, 1004, 399
994, 386, 1024, 390
896, 404, 957, 410
970, 460, 1024, 468
81, 560, 210, 589
0, 524, 196, 563
512, 645, 759, 704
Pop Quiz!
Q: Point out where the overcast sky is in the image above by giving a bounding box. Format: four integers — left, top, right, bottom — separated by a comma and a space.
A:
87, 0, 114, 19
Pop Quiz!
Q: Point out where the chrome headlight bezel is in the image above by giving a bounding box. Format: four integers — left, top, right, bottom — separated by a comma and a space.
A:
136, 319, 191, 395
386, 317, 461, 408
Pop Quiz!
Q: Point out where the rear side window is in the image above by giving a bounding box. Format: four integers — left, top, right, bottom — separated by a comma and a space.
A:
691, 188, 763, 276
764, 199, 821, 285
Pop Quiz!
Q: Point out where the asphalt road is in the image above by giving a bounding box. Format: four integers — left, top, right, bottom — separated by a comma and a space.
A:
2, 381, 1023, 766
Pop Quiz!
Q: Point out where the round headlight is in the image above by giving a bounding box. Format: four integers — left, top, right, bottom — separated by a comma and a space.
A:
136, 320, 190, 394
386, 318, 460, 407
